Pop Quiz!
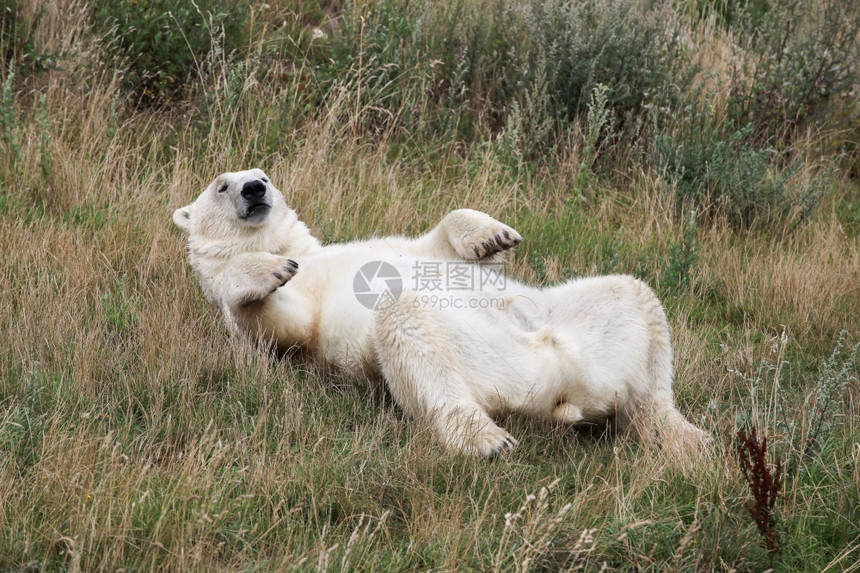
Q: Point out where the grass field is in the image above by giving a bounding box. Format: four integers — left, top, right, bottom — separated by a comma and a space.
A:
1, 0, 858, 570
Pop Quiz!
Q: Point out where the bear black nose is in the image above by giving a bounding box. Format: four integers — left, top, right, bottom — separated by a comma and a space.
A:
241, 180, 267, 200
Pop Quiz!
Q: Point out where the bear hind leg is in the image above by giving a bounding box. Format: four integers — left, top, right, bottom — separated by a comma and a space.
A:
373, 293, 517, 456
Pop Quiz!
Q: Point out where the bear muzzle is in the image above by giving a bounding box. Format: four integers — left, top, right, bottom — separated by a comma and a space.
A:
239, 179, 272, 221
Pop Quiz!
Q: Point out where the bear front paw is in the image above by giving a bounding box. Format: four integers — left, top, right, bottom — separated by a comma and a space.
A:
462, 223, 523, 260
271, 258, 299, 289
229, 256, 299, 307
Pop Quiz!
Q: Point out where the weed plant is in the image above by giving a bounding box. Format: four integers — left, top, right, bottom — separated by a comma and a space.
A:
736, 427, 783, 560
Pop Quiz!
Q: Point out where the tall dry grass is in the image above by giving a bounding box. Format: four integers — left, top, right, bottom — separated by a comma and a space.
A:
1, 0, 858, 570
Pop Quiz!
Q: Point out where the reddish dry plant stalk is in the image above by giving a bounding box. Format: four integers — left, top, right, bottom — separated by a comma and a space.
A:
736, 428, 783, 558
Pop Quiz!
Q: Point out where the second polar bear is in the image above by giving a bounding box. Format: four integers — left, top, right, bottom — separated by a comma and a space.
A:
173, 168, 710, 458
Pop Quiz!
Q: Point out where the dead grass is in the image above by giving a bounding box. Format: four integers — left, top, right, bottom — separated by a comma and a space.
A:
1, 0, 858, 570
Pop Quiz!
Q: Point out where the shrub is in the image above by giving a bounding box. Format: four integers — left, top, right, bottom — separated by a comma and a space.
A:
0, 0, 55, 75
804, 331, 859, 457
295, 0, 525, 142
317, 1, 423, 135
661, 209, 698, 293
489, 0, 693, 163
651, 97, 829, 230
0, 61, 17, 162
522, 0, 689, 129
280, 0, 693, 158
91, 0, 250, 107
727, 0, 860, 146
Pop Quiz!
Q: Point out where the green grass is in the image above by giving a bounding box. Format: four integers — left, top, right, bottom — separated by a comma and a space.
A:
0, 0, 858, 570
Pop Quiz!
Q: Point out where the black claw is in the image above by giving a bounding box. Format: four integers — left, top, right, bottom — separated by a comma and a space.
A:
503, 230, 510, 239
273, 272, 283, 280
473, 246, 480, 258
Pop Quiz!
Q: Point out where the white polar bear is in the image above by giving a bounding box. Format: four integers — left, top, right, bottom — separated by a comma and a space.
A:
173, 168, 710, 458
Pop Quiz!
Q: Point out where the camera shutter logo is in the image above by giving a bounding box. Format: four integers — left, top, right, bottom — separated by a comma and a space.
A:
353, 261, 403, 310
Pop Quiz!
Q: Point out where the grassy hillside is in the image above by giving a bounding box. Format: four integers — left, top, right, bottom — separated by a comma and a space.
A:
1, 0, 858, 570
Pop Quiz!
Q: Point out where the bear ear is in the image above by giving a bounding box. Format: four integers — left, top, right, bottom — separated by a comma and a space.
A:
172, 205, 193, 232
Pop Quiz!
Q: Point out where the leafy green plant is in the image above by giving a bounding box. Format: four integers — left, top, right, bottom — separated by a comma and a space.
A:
523, 0, 689, 131
653, 98, 829, 230
727, 0, 860, 146
494, 55, 554, 169
0, 61, 18, 162
661, 209, 698, 292
1, 363, 49, 470
37, 92, 50, 181
804, 331, 859, 457
0, 0, 54, 74
600, 226, 625, 274
578, 82, 614, 189
278, 0, 694, 162
530, 250, 549, 286
301, 0, 521, 143
91, 0, 250, 107
102, 275, 140, 346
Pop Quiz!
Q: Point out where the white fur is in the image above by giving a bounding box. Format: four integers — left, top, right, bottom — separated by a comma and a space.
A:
174, 169, 709, 458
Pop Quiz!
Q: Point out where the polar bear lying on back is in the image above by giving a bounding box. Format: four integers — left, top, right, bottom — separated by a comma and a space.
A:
173, 169, 709, 458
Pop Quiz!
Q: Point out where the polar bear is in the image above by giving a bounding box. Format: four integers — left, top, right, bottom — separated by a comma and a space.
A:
173, 168, 710, 458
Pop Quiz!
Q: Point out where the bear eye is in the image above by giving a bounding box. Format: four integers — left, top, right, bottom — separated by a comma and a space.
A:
261, 177, 269, 183
217, 183, 228, 193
